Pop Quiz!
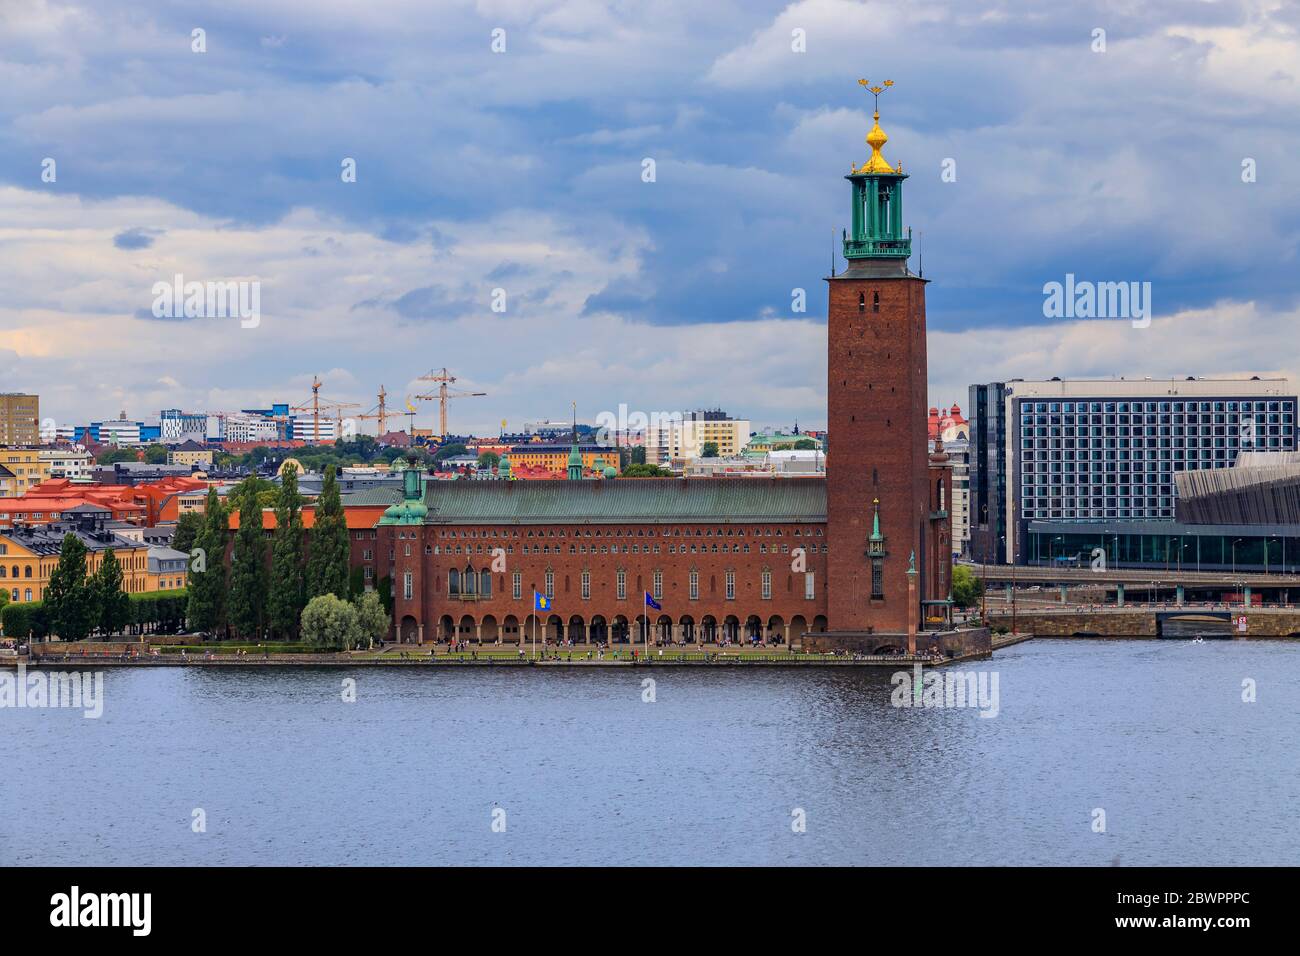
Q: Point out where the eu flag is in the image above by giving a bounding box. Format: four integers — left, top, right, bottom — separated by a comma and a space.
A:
644, 592, 662, 610
534, 592, 552, 612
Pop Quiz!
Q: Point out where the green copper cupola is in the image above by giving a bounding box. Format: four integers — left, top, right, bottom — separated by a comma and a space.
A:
843, 79, 911, 262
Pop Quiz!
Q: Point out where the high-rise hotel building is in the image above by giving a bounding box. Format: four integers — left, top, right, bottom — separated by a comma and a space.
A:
969, 377, 1298, 565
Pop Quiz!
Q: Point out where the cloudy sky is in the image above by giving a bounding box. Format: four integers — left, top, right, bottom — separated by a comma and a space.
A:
2, 0, 1298, 434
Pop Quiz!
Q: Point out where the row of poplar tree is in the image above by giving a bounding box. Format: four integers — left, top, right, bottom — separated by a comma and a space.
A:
185, 465, 354, 640
37, 538, 132, 640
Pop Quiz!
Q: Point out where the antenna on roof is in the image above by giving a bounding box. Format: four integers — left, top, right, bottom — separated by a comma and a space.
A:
830, 229, 836, 278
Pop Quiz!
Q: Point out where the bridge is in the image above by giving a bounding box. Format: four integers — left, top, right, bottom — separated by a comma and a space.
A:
963, 561, 1300, 608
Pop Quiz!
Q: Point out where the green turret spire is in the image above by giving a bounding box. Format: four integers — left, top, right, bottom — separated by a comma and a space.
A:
378, 456, 428, 526
568, 401, 582, 480
843, 79, 911, 264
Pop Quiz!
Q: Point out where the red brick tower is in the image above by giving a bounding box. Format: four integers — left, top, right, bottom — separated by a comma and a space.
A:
825, 81, 936, 634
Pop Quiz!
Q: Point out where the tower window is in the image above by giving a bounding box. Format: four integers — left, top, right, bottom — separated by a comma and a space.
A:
872, 291, 880, 313
858, 292, 865, 313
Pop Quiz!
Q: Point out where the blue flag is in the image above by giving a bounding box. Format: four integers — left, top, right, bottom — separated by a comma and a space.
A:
645, 592, 662, 610
534, 592, 552, 612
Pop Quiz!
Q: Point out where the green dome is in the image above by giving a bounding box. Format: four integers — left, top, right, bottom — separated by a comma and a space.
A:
603, 465, 616, 479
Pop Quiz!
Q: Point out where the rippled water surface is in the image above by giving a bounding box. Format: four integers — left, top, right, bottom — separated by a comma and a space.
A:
2, 639, 1297, 865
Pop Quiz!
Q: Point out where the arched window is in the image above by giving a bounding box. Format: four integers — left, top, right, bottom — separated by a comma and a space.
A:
24, 565, 32, 578
463, 565, 477, 596
479, 569, 491, 597
24, 588, 32, 602
0, 566, 6, 578
858, 292, 865, 313
448, 568, 460, 596
872, 291, 880, 313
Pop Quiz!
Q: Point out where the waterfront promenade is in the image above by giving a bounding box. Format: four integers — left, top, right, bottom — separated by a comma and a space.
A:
4, 641, 978, 668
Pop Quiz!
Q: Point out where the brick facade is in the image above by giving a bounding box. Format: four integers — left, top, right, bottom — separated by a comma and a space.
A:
378, 517, 829, 646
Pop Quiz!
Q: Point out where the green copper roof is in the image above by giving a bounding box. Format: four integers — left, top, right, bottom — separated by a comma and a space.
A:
341, 488, 404, 507
415, 477, 826, 525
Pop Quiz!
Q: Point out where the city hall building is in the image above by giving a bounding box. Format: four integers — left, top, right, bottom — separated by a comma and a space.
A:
357, 87, 956, 651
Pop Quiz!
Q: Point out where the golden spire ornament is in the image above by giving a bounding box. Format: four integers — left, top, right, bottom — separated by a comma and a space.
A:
854, 78, 896, 175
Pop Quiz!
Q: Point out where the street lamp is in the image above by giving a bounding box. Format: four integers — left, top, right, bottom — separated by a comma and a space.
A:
1232, 538, 1243, 577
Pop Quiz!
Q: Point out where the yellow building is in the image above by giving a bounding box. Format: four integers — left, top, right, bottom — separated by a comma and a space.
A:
0, 447, 52, 495
0, 526, 153, 604
506, 444, 618, 475
0, 394, 39, 445
167, 440, 214, 469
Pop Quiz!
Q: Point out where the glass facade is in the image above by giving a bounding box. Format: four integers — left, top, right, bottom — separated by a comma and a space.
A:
1018, 397, 1296, 522
1027, 527, 1300, 574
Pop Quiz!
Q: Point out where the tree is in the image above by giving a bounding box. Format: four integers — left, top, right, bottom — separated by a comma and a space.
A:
477, 451, 500, 470
226, 475, 277, 513
306, 465, 350, 601
267, 463, 306, 640
952, 564, 984, 609
45, 533, 94, 641
92, 549, 131, 636
433, 443, 468, 462
143, 443, 169, 464
96, 448, 137, 465
630, 446, 647, 465
171, 511, 204, 555
300, 593, 361, 650
228, 478, 268, 639
793, 438, 818, 450
186, 488, 228, 634
354, 591, 389, 649
620, 463, 673, 478
701, 441, 719, 459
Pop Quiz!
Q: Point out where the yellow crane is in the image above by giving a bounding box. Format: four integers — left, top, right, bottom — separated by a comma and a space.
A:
414, 368, 486, 439
290, 376, 360, 444
356, 385, 391, 436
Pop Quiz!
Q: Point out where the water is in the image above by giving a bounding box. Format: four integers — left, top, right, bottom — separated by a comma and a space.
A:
2, 639, 1297, 866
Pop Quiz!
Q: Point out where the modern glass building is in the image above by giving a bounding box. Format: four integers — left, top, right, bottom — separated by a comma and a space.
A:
967, 377, 1298, 566
1025, 522, 1300, 574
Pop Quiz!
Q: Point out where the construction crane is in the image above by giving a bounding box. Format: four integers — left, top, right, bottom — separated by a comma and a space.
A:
414, 368, 487, 440
290, 375, 360, 444
356, 385, 391, 437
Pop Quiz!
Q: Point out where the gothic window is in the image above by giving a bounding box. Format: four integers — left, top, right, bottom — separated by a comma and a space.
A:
858, 292, 865, 313
872, 291, 880, 313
